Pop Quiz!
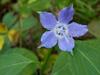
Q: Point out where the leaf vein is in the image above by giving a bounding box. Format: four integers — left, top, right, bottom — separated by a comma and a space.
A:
78, 49, 100, 74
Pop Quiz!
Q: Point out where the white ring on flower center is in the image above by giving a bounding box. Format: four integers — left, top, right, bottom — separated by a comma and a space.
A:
53, 22, 69, 39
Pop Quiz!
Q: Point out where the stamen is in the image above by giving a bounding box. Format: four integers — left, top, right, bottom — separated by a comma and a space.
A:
53, 22, 69, 39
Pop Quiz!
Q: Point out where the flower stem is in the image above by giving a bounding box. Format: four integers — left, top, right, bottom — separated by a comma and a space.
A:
41, 49, 53, 75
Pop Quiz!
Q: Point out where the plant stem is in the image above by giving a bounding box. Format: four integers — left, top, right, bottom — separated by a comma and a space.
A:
41, 49, 53, 75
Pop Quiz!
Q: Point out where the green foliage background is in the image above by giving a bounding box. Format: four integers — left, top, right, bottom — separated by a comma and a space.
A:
0, 0, 100, 75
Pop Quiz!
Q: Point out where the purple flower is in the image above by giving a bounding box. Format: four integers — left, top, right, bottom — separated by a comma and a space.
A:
39, 5, 88, 52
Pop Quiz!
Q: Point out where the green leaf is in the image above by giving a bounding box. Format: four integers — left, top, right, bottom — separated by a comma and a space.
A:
13, 4, 33, 15
30, 0, 51, 11
0, 48, 39, 75
16, 0, 51, 11
52, 39, 100, 75
88, 19, 100, 38
21, 16, 36, 30
54, 0, 71, 9
3, 12, 17, 29
14, 16, 37, 31
13, 0, 51, 15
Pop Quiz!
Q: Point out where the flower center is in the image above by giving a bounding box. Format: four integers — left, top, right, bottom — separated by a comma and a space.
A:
53, 22, 69, 39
